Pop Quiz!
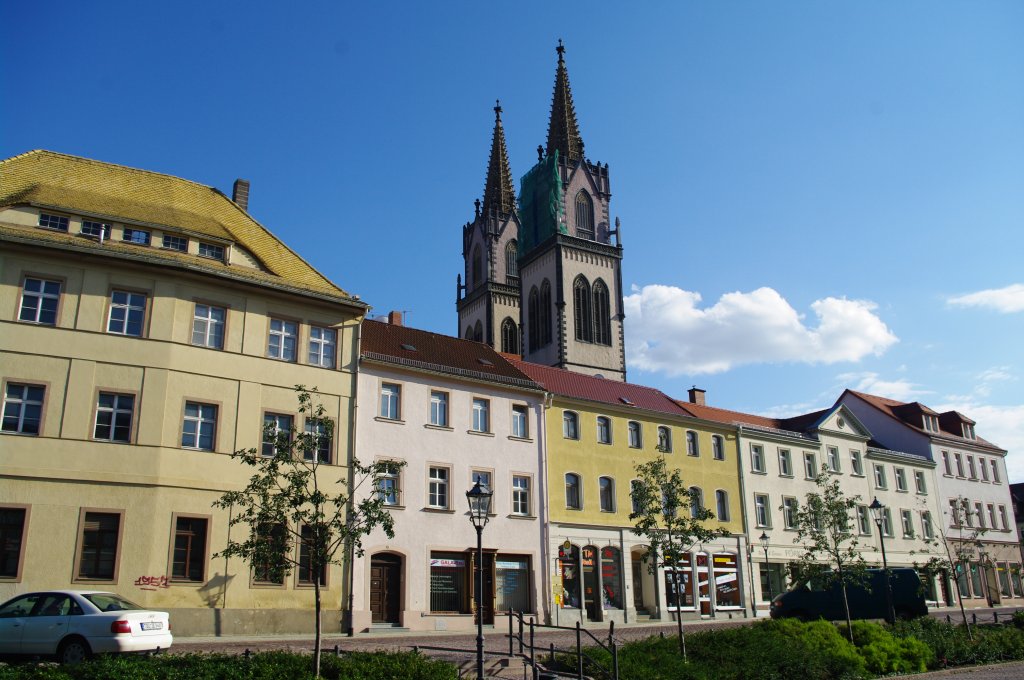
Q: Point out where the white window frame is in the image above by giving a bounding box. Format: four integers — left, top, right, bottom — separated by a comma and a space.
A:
712, 435, 725, 460
2, 383, 45, 435
429, 390, 448, 427
686, 430, 699, 456
261, 413, 293, 458
778, 449, 792, 477
181, 401, 217, 451
512, 475, 530, 516
471, 398, 490, 433
873, 463, 887, 489
628, 421, 642, 448
379, 383, 401, 420
192, 303, 226, 349
308, 326, 337, 368
914, 470, 927, 494
596, 416, 612, 444
107, 290, 147, 337
901, 509, 914, 537
850, 450, 864, 476
658, 426, 672, 452
563, 411, 579, 440
93, 392, 134, 443
782, 496, 798, 529
894, 467, 907, 492
857, 505, 872, 535
803, 452, 817, 479
754, 493, 770, 528
826, 446, 840, 472
511, 404, 529, 439
750, 444, 765, 473
428, 466, 450, 509
267, 318, 298, 361
376, 461, 402, 506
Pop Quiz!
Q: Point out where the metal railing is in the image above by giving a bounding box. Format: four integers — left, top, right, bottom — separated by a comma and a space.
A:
507, 610, 619, 680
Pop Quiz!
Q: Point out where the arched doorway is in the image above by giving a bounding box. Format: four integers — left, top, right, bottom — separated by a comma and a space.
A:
582, 545, 602, 622
370, 553, 402, 625
631, 547, 655, 614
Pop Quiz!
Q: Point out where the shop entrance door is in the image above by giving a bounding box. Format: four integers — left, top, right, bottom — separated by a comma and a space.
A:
370, 554, 402, 624
631, 558, 645, 610
696, 553, 712, 616
582, 546, 602, 622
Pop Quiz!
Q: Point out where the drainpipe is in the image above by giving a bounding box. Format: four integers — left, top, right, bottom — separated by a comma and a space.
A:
538, 391, 553, 624
344, 319, 364, 636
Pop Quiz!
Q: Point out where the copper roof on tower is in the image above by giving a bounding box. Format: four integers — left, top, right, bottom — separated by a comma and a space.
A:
545, 40, 584, 163
482, 101, 516, 216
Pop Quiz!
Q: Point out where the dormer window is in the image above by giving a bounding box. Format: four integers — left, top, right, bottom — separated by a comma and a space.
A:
38, 213, 69, 231
963, 423, 975, 440
81, 220, 112, 239
922, 414, 939, 433
123, 228, 151, 246
198, 242, 224, 260
162, 234, 188, 252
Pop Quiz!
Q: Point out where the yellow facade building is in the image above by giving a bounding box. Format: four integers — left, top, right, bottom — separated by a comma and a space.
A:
0, 150, 367, 635
512, 362, 747, 625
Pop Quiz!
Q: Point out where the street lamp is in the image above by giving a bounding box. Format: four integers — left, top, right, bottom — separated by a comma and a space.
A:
975, 540, 992, 607
466, 481, 493, 680
869, 497, 896, 624
759, 531, 773, 615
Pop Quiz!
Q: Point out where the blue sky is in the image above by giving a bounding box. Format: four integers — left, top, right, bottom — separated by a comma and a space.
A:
3, 2, 1022, 479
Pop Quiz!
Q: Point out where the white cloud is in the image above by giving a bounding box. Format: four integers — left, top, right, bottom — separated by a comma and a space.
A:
948, 284, 1024, 313
624, 285, 898, 375
835, 372, 929, 402
933, 399, 1024, 484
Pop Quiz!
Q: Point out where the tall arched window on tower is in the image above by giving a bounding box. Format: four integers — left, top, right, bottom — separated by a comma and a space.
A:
528, 286, 540, 352
465, 326, 474, 340
472, 246, 483, 288
592, 279, 611, 346
575, 190, 594, 239
540, 280, 552, 346
473, 320, 483, 343
505, 241, 518, 283
574, 276, 592, 342
501, 317, 518, 355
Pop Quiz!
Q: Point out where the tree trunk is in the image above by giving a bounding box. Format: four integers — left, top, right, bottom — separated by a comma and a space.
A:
313, 578, 322, 677
670, 565, 687, 661
837, 564, 854, 643
955, 560, 972, 640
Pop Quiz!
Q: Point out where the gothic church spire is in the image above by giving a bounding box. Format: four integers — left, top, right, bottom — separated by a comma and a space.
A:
482, 100, 516, 216
545, 40, 584, 163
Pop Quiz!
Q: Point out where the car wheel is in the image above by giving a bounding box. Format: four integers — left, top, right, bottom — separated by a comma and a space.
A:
58, 637, 92, 665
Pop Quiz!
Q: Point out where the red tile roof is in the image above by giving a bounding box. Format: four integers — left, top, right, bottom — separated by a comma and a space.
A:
510, 360, 690, 417
361, 320, 540, 389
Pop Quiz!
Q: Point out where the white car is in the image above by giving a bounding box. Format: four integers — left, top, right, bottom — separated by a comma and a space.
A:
0, 590, 172, 663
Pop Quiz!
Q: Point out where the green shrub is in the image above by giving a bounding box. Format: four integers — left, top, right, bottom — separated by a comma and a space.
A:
1013, 610, 1024, 630
889, 616, 1024, 668
847, 621, 932, 675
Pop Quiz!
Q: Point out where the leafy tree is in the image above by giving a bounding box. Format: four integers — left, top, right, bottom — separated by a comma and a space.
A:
912, 495, 989, 640
214, 386, 403, 677
629, 455, 730, 661
788, 468, 868, 642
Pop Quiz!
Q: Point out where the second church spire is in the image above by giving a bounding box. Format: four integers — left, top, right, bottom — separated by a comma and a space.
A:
482, 100, 516, 217
545, 39, 584, 163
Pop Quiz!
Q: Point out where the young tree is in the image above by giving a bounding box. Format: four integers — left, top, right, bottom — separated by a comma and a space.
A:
912, 496, 988, 640
629, 455, 729, 661
788, 468, 868, 642
213, 386, 403, 678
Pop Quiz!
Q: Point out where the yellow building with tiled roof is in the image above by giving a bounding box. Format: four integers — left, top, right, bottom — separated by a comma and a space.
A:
0, 150, 368, 636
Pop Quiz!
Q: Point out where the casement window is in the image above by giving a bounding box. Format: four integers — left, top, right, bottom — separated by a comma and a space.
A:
428, 390, 448, 427
122, 228, 151, 245
262, 413, 293, 457
428, 467, 450, 509
471, 470, 492, 495
376, 462, 402, 506
563, 411, 579, 440
712, 435, 725, 460
303, 419, 332, 464
782, 497, 799, 529
940, 451, 951, 476
630, 480, 643, 515
162, 234, 188, 251
599, 477, 615, 512
987, 504, 997, 530
923, 414, 939, 432
171, 516, 208, 582
991, 460, 1000, 483
308, 326, 336, 368
267, 318, 298, 361
980, 459, 989, 481
628, 421, 642, 448
754, 494, 770, 527
198, 242, 224, 260
803, 452, 817, 479
914, 471, 927, 494
298, 525, 327, 586
38, 213, 69, 231
107, 290, 146, 337
750, 445, 765, 473
658, 426, 672, 452
471, 398, 490, 433
850, 450, 864, 476
181, 402, 217, 450
81, 220, 111, 239
93, 393, 134, 443
873, 464, 887, 489
894, 468, 908, 492
2, 383, 45, 435
963, 423, 975, 440
715, 490, 730, 522
881, 509, 893, 537
686, 431, 699, 456
511, 405, 529, 439
998, 505, 1009, 530
19, 278, 61, 325
0, 507, 28, 580
379, 383, 401, 420
963, 500, 974, 528
949, 499, 962, 527
76, 511, 122, 581
954, 453, 964, 477
565, 473, 582, 510
689, 487, 703, 518
967, 456, 977, 479
975, 502, 985, 528
921, 512, 934, 539
901, 510, 914, 537
778, 449, 792, 477
596, 416, 611, 444
826, 446, 840, 472
192, 304, 226, 349
252, 523, 287, 585
512, 476, 530, 516
857, 506, 872, 535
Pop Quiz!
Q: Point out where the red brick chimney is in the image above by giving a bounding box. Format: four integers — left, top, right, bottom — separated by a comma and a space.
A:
687, 387, 706, 406
387, 311, 403, 326
232, 179, 250, 211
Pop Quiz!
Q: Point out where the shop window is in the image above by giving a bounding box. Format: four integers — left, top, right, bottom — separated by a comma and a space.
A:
600, 546, 623, 609
429, 552, 468, 613
557, 544, 581, 609
713, 553, 740, 608
663, 552, 693, 610
496, 556, 531, 612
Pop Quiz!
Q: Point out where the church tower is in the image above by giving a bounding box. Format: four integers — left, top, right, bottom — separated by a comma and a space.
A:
518, 41, 626, 381
456, 101, 523, 354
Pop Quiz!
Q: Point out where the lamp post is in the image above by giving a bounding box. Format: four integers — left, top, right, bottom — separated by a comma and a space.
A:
869, 497, 896, 623
759, 531, 773, 615
975, 540, 992, 607
466, 481, 493, 680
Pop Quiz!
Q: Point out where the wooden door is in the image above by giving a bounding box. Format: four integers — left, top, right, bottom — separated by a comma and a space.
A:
370, 555, 401, 624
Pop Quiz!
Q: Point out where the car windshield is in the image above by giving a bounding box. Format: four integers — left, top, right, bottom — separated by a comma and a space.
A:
82, 593, 143, 612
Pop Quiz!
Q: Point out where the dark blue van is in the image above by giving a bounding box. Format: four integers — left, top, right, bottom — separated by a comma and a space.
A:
770, 568, 928, 621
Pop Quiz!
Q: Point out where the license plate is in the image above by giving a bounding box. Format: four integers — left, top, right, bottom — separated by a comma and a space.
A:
140, 622, 163, 631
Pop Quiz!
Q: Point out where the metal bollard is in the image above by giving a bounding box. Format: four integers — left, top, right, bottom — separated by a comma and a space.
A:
994, 611, 999, 623
946, 614, 951, 623
972, 612, 977, 624
243, 649, 251, 659
576, 620, 583, 680
550, 642, 555, 664
334, 644, 340, 657
530, 618, 537, 680
509, 610, 515, 657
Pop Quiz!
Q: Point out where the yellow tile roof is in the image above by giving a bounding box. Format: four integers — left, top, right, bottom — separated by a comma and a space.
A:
0, 150, 358, 303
